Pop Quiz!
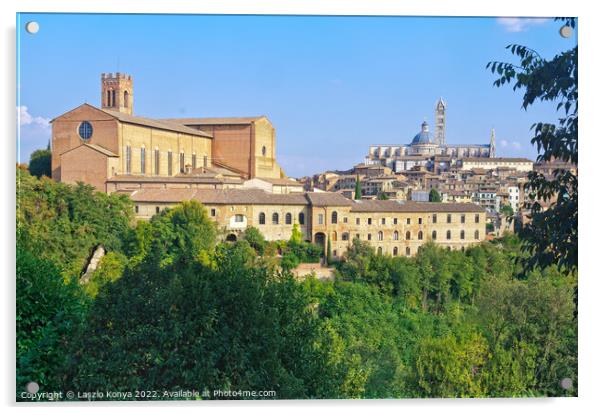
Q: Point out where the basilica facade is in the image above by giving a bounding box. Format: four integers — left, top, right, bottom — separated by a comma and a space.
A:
365, 98, 496, 173
51, 73, 285, 193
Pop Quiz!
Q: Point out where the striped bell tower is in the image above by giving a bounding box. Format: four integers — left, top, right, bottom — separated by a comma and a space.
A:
434, 97, 446, 146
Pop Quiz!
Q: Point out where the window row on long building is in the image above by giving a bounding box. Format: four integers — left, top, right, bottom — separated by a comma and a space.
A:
257, 211, 306, 225
124, 145, 208, 175
332, 229, 480, 242
253, 210, 480, 227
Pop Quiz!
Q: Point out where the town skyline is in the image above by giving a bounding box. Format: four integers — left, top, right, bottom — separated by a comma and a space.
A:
17, 14, 576, 178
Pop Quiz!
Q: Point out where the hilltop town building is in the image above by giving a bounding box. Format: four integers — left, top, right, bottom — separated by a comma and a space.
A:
51, 73, 285, 193
130, 188, 486, 259
50, 73, 488, 257
366, 98, 496, 173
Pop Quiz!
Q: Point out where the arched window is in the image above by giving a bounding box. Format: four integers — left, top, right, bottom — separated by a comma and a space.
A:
124, 91, 129, 108
168, 151, 173, 175
475, 230, 480, 239
331, 211, 338, 224
298, 212, 305, 225
446, 230, 451, 240
179, 152, 185, 173
393, 247, 398, 256
259, 212, 266, 225
378, 231, 383, 241
111, 90, 116, 108
406, 247, 411, 256
377, 247, 383, 255
106, 90, 111, 106
154, 149, 160, 175
432, 230, 437, 240
393, 231, 399, 240
418, 231, 423, 240
405, 231, 411, 240
460, 230, 465, 240
332, 231, 337, 241
342, 232, 349, 241
140, 147, 146, 174
272, 212, 279, 225
285, 213, 292, 225
126, 145, 132, 174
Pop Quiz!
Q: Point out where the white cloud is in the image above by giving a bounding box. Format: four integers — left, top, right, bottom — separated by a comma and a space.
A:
500, 139, 509, 148
18, 105, 50, 129
497, 17, 549, 33
511, 141, 522, 149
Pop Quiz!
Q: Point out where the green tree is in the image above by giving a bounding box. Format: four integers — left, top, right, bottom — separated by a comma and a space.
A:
82, 252, 128, 298
67, 242, 328, 399
354, 174, 362, 200
17, 168, 133, 277
281, 251, 300, 271
428, 188, 442, 202
16, 248, 87, 395
28, 146, 52, 178
377, 192, 389, 200
475, 272, 577, 396
290, 223, 303, 244
141, 200, 217, 268
243, 226, 267, 255
500, 203, 514, 217
306, 281, 407, 398
487, 17, 577, 273
408, 332, 488, 397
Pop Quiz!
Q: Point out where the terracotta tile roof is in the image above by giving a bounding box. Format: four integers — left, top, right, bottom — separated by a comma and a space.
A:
130, 188, 307, 205
100, 108, 213, 138
462, 157, 533, 163
60, 143, 118, 157
107, 175, 242, 184
349, 199, 484, 213
129, 188, 485, 214
254, 177, 303, 186
161, 116, 266, 126
179, 165, 242, 178
305, 192, 353, 207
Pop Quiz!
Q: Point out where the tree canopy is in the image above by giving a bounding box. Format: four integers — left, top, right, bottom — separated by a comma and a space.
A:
429, 188, 442, 203
487, 17, 577, 273
28, 147, 52, 178
16, 164, 577, 400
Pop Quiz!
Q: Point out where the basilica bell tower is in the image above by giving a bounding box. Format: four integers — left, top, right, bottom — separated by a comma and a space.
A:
101, 72, 134, 115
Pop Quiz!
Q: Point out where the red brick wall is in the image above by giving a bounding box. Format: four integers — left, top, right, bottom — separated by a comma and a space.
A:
60, 145, 110, 191
51, 104, 118, 181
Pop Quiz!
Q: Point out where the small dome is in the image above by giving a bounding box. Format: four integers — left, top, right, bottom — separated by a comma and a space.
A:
411, 121, 432, 145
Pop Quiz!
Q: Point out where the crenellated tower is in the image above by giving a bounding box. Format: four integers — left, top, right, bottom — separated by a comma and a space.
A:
101, 72, 134, 115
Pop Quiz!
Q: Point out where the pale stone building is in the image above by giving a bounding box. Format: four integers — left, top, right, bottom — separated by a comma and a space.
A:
366, 98, 497, 173
51, 73, 487, 259
130, 188, 486, 259
51, 73, 285, 193
460, 157, 533, 172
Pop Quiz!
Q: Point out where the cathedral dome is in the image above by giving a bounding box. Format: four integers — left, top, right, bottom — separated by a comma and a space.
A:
411, 121, 433, 145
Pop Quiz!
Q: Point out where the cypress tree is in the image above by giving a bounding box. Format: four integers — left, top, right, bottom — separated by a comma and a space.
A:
354, 175, 362, 200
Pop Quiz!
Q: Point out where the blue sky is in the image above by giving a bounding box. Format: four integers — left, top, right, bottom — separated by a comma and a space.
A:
16, 14, 577, 178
